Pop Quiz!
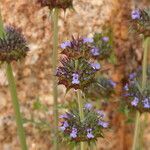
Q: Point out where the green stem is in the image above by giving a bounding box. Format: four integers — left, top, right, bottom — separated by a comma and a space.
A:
77, 90, 85, 150
0, 8, 27, 150
52, 8, 59, 150
6, 63, 28, 150
132, 37, 149, 150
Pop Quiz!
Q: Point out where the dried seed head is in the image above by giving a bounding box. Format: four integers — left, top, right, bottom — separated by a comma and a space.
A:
59, 104, 108, 142
37, 0, 73, 11
0, 26, 29, 63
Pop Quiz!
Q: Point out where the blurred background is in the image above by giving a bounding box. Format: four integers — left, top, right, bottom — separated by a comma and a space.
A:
0, 0, 150, 149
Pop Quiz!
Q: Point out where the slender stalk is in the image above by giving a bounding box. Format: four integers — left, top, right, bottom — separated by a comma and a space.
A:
132, 37, 149, 150
77, 90, 85, 150
0, 8, 27, 150
52, 8, 59, 150
6, 63, 28, 150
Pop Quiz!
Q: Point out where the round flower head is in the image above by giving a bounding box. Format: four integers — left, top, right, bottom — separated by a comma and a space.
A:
83, 77, 116, 100
59, 104, 108, 143
123, 67, 150, 113
60, 36, 93, 60
56, 58, 99, 91
37, 0, 73, 11
130, 8, 150, 37
0, 26, 29, 63
91, 33, 112, 60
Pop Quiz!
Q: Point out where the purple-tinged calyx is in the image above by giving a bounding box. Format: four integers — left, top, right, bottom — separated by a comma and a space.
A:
90, 62, 101, 70
129, 72, 136, 80
131, 9, 141, 20
60, 41, 71, 49
84, 103, 93, 110
131, 97, 139, 107
83, 37, 93, 43
70, 128, 77, 138
98, 120, 108, 128
87, 128, 94, 139
102, 36, 109, 42
91, 47, 100, 56
59, 113, 68, 119
72, 73, 80, 84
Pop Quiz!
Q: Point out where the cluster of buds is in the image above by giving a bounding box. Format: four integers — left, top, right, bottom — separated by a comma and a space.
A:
59, 103, 108, 142
83, 77, 116, 100
56, 58, 100, 90
37, 0, 73, 11
0, 26, 29, 63
131, 8, 150, 37
123, 67, 150, 113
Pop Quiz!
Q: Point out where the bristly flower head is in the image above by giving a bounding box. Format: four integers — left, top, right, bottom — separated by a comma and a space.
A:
59, 103, 108, 143
0, 26, 29, 63
56, 58, 100, 91
60, 36, 93, 60
130, 8, 150, 37
83, 77, 116, 100
37, 0, 73, 11
123, 67, 150, 113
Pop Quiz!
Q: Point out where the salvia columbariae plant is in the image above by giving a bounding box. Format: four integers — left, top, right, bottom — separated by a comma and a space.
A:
37, 0, 73, 11
0, 10, 28, 150
123, 67, 150, 113
131, 8, 150, 37
59, 103, 108, 143
129, 8, 150, 150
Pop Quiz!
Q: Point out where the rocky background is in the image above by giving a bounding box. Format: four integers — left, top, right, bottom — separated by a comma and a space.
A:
0, 0, 150, 149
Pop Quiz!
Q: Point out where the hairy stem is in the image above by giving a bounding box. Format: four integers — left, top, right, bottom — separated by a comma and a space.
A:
132, 37, 149, 150
52, 8, 59, 150
77, 90, 85, 150
6, 64, 28, 150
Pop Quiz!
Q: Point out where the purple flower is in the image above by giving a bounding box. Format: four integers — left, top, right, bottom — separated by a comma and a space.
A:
143, 98, 150, 108
124, 84, 129, 91
109, 80, 116, 87
129, 72, 136, 80
83, 37, 93, 43
98, 120, 108, 128
102, 36, 109, 42
90, 62, 101, 70
87, 128, 94, 139
91, 47, 100, 56
131, 9, 141, 20
131, 97, 139, 107
60, 121, 69, 131
59, 113, 68, 119
72, 73, 80, 84
60, 41, 71, 49
70, 128, 77, 138
97, 110, 105, 118
84, 103, 93, 110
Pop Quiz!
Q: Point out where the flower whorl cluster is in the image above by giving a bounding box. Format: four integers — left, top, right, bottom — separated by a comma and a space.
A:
56, 58, 99, 90
57, 36, 102, 91
37, 0, 73, 11
123, 67, 150, 113
131, 8, 150, 37
59, 103, 108, 142
84, 77, 116, 100
0, 26, 29, 63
